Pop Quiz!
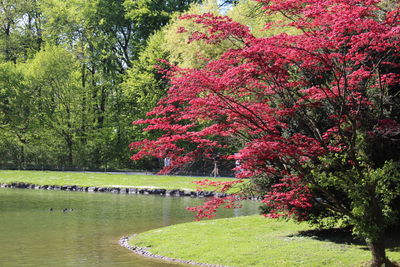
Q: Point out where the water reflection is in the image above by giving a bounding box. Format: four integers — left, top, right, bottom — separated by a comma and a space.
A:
0, 188, 258, 267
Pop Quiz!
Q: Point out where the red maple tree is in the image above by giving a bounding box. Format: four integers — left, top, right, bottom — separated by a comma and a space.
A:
131, 1, 400, 265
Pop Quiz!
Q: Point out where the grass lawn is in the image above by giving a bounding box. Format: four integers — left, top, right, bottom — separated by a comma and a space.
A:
0, 170, 240, 191
129, 215, 400, 267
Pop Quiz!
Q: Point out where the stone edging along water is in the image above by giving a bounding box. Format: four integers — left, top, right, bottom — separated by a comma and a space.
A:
119, 235, 229, 267
0, 182, 229, 198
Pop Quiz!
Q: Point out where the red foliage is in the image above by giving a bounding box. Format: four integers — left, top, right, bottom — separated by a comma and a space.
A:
187, 195, 243, 220
130, 0, 400, 220
262, 175, 313, 220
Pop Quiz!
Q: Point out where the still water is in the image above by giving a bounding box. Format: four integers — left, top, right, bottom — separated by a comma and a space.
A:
0, 188, 258, 267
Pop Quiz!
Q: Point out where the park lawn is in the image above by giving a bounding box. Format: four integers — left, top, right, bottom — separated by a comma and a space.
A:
0, 170, 241, 191
130, 215, 400, 267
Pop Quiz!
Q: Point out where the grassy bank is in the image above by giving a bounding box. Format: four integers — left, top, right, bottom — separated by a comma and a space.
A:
0, 170, 238, 191
129, 215, 400, 267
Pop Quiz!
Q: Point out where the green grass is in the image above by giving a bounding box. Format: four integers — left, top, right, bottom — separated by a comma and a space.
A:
0, 170, 238, 191
129, 215, 400, 267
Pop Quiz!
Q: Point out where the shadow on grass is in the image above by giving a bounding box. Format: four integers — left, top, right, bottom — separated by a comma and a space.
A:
288, 226, 400, 252
287, 227, 400, 267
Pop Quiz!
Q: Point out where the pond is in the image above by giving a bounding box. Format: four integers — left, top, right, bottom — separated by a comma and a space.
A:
0, 188, 259, 267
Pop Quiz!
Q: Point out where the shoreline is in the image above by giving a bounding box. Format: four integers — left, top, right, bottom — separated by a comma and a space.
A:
119, 235, 229, 267
0, 182, 228, 198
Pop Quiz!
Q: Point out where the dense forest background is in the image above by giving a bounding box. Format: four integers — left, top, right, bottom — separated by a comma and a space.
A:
0, 0, 271, 173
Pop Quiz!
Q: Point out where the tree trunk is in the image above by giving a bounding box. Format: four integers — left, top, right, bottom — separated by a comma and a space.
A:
67, 142, 73, 167
368, 193, 388, 267
368, 232, 387, 267
19, 145, 25, 170
65, 135, 73, 167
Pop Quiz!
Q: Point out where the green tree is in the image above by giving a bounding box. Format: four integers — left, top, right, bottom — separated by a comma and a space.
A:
0, 0, 42, 63
24, 45, 82, 166
0, 62, 35, 167
123, 30, 169, 118
123, 0, 199, 49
